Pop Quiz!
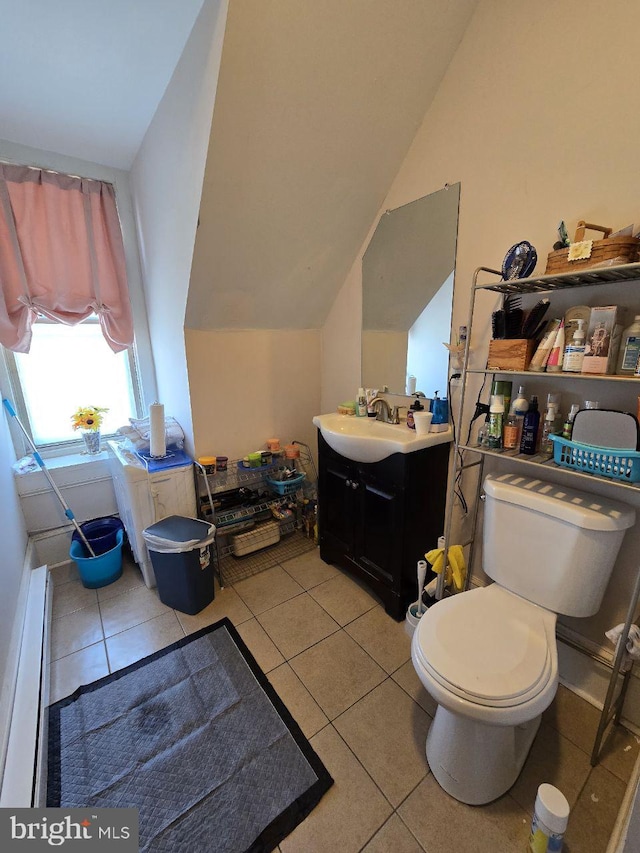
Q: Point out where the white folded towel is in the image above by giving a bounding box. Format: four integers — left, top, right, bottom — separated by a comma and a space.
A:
117, 416, 184, 451
605, 623, 640, 664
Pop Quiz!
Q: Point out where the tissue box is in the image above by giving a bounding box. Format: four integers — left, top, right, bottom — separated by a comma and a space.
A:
581, 306, 622, 375
487, 339, 536, 371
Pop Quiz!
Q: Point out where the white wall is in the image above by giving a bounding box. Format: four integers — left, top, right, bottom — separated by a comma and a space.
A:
322, 0, 640, 662
0, 402, 29, 773
130, 0, 228, 455
0, 137, 156, 766
186, 329, 320, 461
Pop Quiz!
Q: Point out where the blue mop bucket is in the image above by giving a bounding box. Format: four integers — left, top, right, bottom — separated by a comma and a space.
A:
70, 528, 124, 589
72, 516, 125, 556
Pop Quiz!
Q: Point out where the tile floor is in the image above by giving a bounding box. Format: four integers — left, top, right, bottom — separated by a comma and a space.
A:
48, 545, 639, 852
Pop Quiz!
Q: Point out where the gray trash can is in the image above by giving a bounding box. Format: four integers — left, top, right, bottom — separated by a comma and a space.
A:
142, 515, 216, 614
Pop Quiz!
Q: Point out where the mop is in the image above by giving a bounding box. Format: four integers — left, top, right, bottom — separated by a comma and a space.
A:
3, 398, 96, 556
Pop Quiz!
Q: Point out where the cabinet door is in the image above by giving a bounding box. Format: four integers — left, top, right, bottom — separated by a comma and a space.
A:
319, 455, 356, 557
354, 475, 401, 585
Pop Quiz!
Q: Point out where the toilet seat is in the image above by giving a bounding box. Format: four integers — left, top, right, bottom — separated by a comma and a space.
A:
413, 584, 556, 710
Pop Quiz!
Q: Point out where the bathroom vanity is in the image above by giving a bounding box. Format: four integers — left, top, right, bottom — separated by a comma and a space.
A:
315, 422, 451, 620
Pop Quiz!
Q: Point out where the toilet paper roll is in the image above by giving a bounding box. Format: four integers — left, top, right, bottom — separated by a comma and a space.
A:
149, 403, 166, 458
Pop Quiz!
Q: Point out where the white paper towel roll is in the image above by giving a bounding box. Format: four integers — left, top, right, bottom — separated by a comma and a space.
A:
149, 403, 166, 458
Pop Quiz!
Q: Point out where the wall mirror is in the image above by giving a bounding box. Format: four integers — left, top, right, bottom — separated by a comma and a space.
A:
362, 182, 460, 397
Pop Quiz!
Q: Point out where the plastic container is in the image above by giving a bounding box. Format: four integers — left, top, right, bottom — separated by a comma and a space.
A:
528, 783, 569, 852
216, 455, 228, 471
71, 516, 125, 556
248, 452, 262, 468
198, 455, 216, 475
142, 515, 216, 614
550, 435, 640, 483
70, 528, 124, 589
265, 472, 306, 495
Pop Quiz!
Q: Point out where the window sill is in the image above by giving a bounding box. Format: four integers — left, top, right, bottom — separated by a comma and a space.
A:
13, 449, 112, 495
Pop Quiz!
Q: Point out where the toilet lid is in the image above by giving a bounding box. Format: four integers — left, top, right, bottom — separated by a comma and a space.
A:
416, 587, 552, 703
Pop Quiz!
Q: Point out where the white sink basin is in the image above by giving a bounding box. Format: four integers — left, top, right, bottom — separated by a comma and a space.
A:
312, 412, 453, 463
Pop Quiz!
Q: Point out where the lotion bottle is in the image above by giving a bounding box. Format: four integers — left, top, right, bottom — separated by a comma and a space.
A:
357, 387, 367, 417
562, 319, 586, 372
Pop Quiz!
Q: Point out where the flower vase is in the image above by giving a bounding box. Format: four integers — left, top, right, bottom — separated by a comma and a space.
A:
82, 430, 101, 455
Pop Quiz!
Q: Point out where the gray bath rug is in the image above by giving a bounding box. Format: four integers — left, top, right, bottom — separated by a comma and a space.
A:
47, 618, 333, 851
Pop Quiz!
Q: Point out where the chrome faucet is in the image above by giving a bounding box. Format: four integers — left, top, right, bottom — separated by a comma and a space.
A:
369, 397, 393, 423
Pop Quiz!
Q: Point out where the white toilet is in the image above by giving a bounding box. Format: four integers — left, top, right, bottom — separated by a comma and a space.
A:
411, 472, 635, 805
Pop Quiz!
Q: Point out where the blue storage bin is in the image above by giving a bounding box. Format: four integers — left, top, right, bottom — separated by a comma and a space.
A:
550, 435, 640, 483
70, 529, 124, 589
265, 472, 306, 495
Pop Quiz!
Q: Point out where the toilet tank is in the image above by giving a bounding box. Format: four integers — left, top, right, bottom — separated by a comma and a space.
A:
483, 473, 635, 617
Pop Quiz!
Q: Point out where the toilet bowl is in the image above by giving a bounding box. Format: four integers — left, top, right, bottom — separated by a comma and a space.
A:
411, 472, 635, 805
411, 584, 557, 804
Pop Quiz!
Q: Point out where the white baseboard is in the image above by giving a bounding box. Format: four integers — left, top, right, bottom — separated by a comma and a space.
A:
557, 635, 640, 733
0, 563, 51, 807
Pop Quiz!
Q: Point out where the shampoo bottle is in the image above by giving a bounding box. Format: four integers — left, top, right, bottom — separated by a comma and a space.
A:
487, 394, 504, 449
520, 395, 540, 455
502, 411, 520, 450
507, 385, 529, 448
616, 315, 640, 375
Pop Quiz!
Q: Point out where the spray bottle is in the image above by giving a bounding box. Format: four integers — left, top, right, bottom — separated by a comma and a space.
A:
528, 784, 570, 853
562, 403, 580, 440
520, 395, 540, 455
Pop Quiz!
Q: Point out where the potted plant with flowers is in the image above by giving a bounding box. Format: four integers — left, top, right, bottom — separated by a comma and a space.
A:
71, 405, 109, 454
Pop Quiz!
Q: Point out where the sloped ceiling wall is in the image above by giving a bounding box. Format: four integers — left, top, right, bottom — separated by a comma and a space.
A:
185, 0, 478, 330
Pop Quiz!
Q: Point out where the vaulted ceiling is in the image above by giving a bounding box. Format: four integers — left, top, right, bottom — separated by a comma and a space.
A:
185, 0, 478, 330
0, 0, 478, 333
0, 0, 204, 169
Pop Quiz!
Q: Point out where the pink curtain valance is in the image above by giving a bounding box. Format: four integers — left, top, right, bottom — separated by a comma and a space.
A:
0, 163, 133, 353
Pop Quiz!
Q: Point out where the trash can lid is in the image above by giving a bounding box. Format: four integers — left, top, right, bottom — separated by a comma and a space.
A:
142, 515, 214, 544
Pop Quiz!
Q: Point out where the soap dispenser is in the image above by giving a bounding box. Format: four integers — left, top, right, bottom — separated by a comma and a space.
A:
430, 391, 449, 433
562, 319, 587, 373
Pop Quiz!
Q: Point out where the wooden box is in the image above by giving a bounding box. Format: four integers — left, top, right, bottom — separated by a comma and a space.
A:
545, 221, 639, 275
487, 339, 536, 371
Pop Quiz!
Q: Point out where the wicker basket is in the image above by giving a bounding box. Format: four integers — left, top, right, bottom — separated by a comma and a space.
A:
544, 221, 639, 274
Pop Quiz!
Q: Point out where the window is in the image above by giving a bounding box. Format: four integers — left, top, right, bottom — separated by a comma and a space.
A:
5, 316, 142, 450
0, 161, 143, 452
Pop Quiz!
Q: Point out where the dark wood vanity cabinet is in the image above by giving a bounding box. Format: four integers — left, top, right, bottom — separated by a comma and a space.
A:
317, 430, 450, 621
